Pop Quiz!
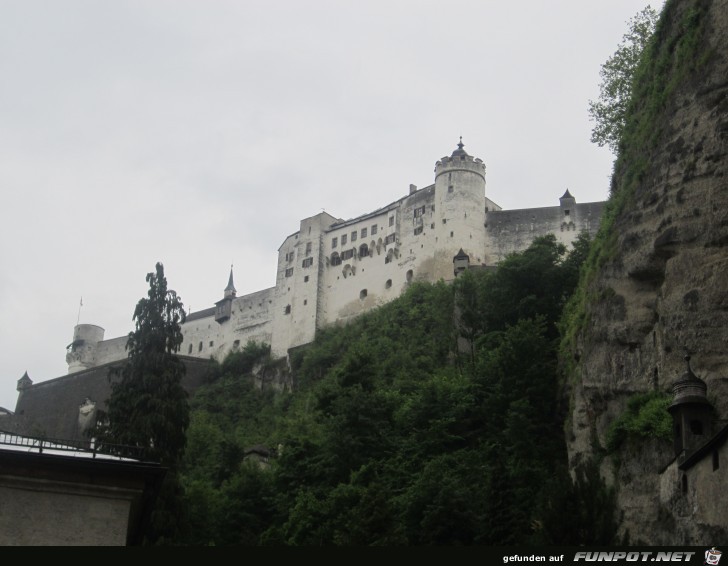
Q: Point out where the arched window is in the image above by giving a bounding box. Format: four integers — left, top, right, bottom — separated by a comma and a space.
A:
331, 252, 342, 266
359, 243, 369, 257
406, 269, 413, 283
385, 279, 392, 289
188, 343, 193, 354
360, 289, 367, 300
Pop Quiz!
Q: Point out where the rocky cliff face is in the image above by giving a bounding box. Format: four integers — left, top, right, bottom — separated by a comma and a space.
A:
565, 0, 728, 544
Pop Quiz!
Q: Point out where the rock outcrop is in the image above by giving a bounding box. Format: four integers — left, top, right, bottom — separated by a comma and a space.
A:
565, 0, 728, 544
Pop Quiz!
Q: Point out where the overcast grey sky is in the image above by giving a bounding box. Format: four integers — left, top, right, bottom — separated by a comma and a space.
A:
0, 0, 659, 411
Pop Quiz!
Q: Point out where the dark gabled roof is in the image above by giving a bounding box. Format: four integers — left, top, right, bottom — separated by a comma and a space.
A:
679, 422, 728, 471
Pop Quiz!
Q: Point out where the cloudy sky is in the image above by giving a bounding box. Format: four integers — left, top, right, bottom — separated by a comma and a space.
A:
0, 0, 659, 411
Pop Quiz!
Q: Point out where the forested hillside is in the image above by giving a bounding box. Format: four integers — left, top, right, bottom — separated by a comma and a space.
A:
175, 234, 617, 545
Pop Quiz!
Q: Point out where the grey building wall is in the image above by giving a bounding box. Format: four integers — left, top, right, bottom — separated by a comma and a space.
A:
10, 356, 213, 442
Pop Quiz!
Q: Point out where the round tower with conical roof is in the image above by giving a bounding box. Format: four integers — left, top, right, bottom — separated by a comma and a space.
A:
433, 138, 487, 281
668, 356, 714, 460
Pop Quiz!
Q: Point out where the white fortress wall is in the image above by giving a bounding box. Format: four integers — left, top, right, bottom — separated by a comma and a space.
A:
181, 287, 276, 362
484, 199, 605, 264
61, 142, 606, 374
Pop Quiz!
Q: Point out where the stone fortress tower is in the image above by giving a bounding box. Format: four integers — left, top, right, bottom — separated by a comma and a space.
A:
432, 138, 487, 280
49, 140, 604, 375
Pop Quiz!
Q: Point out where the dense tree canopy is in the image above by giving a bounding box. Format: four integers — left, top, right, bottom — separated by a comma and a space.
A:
174, 234, 618, 546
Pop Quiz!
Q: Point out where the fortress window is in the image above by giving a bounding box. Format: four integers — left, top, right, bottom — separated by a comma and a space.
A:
304, 275, 309, 282
285, 251, 294, 262
209, 341, 214, 348
450, 231, 454, 237
431, 223, 435, 229
448, 185, 454, 193
414, 206, 426, 218
284, 305, 291, 315
332, 237, 338, 249
198, 341, 203, 352
285, 267, 294, 277
359, 244, 369, 257
361, 227, 367, 239
304, 299, 307, 305
360, 289, 367, 300
351, 231, 357, 242
690, 420, 704, 435
371, 224, 377, 235
414, 226, 423, 236
442, 219, 447, 224
188, 343, 193, 354
341, 249, 354, 261
385, 233, 395, 245
406, 270, 413, 283
389, 216, 394, 227
564, 209, 570, 216
302, 257, 314, 268
331, 252, 342, 266
342, 234, 347, 245
385, 279, 392, 289
305, 242, 312, 255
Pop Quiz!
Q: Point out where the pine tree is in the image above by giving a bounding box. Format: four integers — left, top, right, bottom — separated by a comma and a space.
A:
102, 262, 189, 467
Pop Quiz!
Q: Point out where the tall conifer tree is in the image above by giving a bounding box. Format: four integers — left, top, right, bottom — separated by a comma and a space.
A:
103, 262, 189, 467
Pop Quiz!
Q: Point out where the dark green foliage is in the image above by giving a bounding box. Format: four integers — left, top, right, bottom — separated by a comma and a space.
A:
606, 392, 673, 452
98, 262, 191, 545
175, 236, 609, 545
102, 262, 189, 467
534, 460, 619, 545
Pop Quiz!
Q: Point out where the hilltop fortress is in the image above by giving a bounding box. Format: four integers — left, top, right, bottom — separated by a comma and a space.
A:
64, 140, 605, 375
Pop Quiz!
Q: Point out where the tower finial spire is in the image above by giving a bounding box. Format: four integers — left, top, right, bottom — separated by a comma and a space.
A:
224, 265, 236, 298
458, 136, 464, 150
